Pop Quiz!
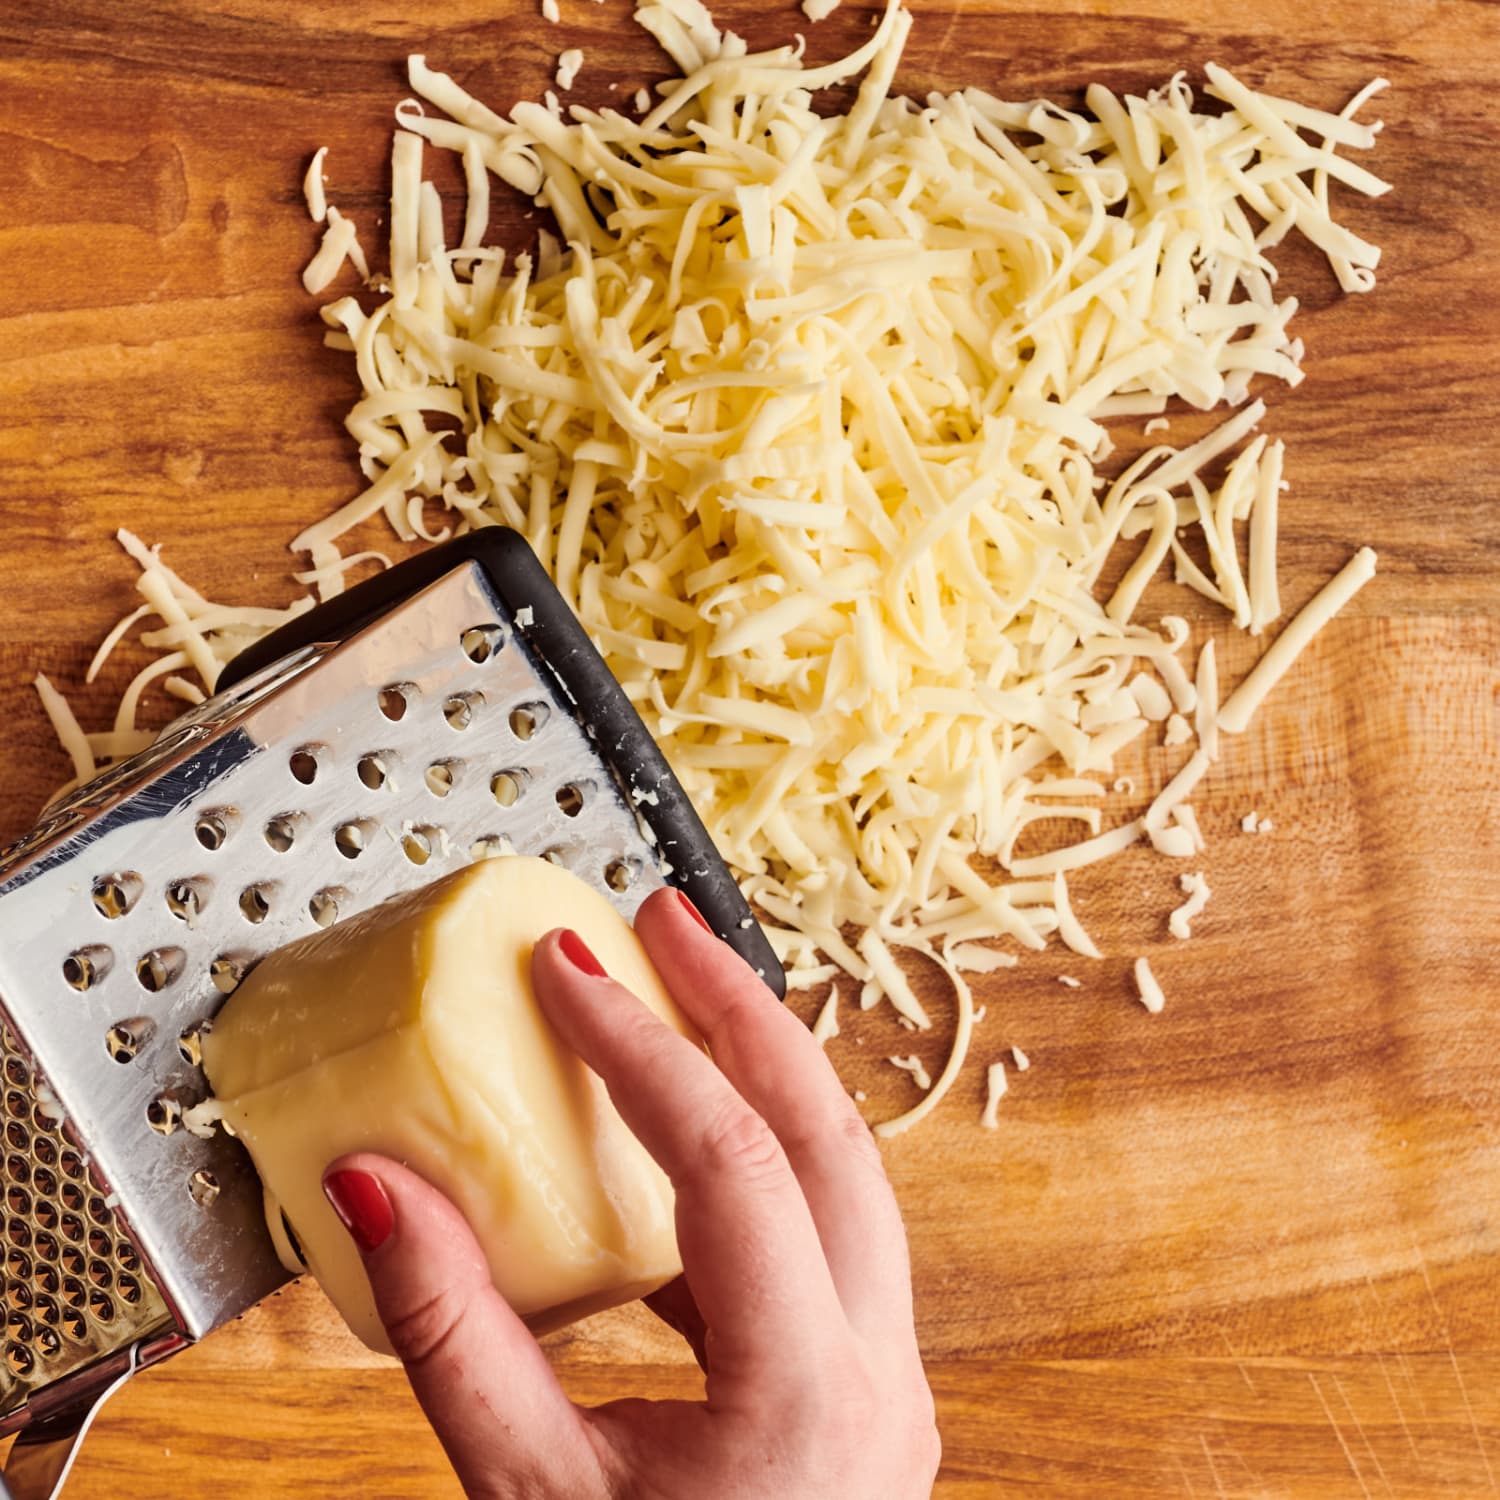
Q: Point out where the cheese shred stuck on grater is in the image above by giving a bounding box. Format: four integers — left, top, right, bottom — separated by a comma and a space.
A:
0, 530, 780, 1499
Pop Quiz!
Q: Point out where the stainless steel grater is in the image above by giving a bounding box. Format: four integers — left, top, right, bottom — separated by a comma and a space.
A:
0, 529, 780, 1499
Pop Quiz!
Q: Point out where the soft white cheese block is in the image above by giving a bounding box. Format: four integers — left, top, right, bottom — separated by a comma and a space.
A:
202, 855, 696, 1355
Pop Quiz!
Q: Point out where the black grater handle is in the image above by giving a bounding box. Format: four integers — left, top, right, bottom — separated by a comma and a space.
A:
221, 530, 786, 997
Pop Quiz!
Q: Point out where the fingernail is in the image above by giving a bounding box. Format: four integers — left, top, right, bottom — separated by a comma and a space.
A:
323, 1169, 394, 1254
676, 889, 714, 936
559, 928, 607, 978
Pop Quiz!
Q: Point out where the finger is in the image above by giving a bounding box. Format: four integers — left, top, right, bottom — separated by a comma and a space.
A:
643, 1273, 709, 1374
530, 930, 848, 1387
323, 1154, 607, 1496
635, 888, 915, 1337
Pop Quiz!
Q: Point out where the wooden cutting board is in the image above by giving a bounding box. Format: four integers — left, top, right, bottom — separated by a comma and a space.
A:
1, 0, 1497, 1494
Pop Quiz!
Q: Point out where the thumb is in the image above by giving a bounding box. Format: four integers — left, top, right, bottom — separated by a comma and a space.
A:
323, 1153, 607, 1496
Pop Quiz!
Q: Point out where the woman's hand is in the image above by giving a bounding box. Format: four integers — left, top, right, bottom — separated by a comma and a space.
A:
322, 886, 940, 1500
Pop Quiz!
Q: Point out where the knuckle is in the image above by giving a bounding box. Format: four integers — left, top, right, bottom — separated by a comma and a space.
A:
696, 1101, 787, 1187
381, 1282, 470, 1369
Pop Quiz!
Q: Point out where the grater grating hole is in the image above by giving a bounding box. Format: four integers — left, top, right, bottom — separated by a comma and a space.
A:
116, 1272, 141, 1305
5, 1342, 32, 1376
105, 1019, 154, 1065
34, 1201, 56, 1233
36, 1326, 59, 1357
444, 693, 480, 731
425, 761, 458, 798
166, 880, 206, 922
58, 1213, 83, 1245
85, 1230, 108, 1260
509, 703, 549, 740
3, 1058, 26, 1088
135, 949, 183, 993
335, 821, 373, 860
5, 1187, 28, 1216
178, 1023, 207, 1066
61, 1308, 85, 1342
60, 1182, 82, 1213
210, 956, 244, 994
62, 949, 107, 991
357, 753, 390, 791
4, 1283, 29, 1312
309, 890, 341, 928
5, 1121, 28, 1152
146, 1097, 182, 1136
195, 811, 231, 850
541, 847, 567, 867
91, 873, 140, 920
5, 1312, 30, 1343
461, 624, 505, 663
34, 1137, 56, 1167
401, 829, 433, 866
469, 836, 509, 861
289, 748, 320, 785
264, 815, 299, 854
86, 1259, 110, 1289
5, 1156, 26, 1186
5, 1249, 28, 1280
490, 770, 527, 808
35, 1296, 56, 1327
189, 1169, 220, 1209
86, 1289, 113, 1323
87, 1196, 108, 1226
116, 1243, 138, 1273
555, 783, 588, 818
239, 886, 273, 924
378, 685, 413, 722
60, 1247, 82, 1278
6, 1221, 29, 1250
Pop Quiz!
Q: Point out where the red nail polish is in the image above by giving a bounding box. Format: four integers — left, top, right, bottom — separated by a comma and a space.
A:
323, 1169, 394, 1253
676, 889, 713, 936
559, 928, 607, 978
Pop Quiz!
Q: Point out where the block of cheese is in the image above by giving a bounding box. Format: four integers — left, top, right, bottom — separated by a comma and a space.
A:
201, 855, 695, 1355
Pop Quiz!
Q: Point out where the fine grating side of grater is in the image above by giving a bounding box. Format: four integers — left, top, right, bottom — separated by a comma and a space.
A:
0, 529, 781, 1498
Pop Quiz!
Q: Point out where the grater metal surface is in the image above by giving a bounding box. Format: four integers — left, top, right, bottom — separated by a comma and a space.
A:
0, 532, 778, 1490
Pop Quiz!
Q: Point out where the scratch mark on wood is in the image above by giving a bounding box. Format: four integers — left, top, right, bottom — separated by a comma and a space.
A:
1333, 1373, 1395, 1498
1375, 1352, 1420, 1460
1173, 1452, 1200, 1499
1410, 1239, 1495, 1490
1217, 1325, 1257, 1394
1199, 1432, 1229, 1500
1310, 1372, 1374, 1500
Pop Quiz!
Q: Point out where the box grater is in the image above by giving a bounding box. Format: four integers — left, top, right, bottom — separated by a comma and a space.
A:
0, 529, 781, 1499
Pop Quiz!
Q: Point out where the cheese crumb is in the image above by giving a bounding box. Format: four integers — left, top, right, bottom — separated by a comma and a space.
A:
980, 1062, 1007, 1128
303, 147, 328, 221
1133, 957, 1166, 1015
812, 985, 840, 1046
1163, 713, 1192, 747
541, 0, 560, 19
1058, 975, 1081, 988
1242, 810, 1260, 833
888, 1054, 932, 1091
1011, 1046, 1030, 1072
555, 48, 583, 90
802, 0, 840, 17
1168, 872, 1211, 939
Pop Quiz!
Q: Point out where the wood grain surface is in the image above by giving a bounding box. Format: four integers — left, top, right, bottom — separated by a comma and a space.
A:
1, 0, 1498, 1495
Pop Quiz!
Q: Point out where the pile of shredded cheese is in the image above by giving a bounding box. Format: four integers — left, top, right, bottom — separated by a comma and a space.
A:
47, 0, 1388, 1136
